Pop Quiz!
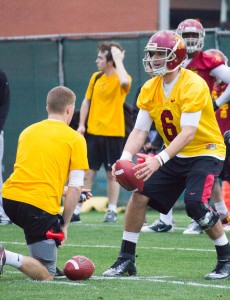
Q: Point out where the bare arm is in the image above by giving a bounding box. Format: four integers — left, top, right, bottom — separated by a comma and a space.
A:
61, 186, 82, 241
77, 98, 90, 135
111, 46, 130, 88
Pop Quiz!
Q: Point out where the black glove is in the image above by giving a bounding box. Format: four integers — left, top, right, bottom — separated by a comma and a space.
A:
213, 100, 219, 111
224, 130, 230, 144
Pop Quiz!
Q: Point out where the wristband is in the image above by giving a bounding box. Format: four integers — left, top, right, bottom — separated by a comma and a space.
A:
154, 155, 163, 166
158, 150, 170, 164
120, 150, 132, 161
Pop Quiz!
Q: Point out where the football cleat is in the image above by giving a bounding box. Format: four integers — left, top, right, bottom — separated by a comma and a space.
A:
0, 244, 6, 276
205, 259, 230, 280
183, 220, 203, 234
141, 219, 174, 233
103, 259, 136, 277
55, 267, 65, 278
70, 213, 81, 223
103, 210, 117, 223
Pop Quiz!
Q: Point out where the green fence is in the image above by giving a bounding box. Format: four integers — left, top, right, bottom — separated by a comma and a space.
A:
0, 29, 229, 206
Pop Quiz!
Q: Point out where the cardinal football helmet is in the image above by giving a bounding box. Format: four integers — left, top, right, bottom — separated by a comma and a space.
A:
204, 48, 228, 65
143, 30, 187, 76
176, 19, 205, 54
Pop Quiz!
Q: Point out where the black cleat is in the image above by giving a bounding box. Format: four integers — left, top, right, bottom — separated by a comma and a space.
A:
103, 254, 136, 277
0, 244, 6, 276
205, 259, 230, 280
55, 267, 65, 278
70, 213, 81, 223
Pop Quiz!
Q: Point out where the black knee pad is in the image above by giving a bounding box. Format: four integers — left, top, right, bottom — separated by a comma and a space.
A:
185, 201, 219, 230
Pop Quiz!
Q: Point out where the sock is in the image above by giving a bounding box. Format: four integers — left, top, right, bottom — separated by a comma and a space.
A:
214, 201, 228, 216
108, 204, 117, 213
215, 243, 230, 260
5, 250, 23, 268
121, 240, 136, 256
212, 233, 229, 246
120, 231, 139, 256
160, 208, 173, 225
74, 204, 81, 215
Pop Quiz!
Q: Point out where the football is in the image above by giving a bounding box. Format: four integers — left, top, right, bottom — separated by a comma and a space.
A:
63, 255, 95, 280
114, 159, 144, 192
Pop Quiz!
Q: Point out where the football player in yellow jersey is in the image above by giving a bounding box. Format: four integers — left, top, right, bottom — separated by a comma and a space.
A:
103, 30, 230, 280
0, 86, 89, 281
76, 41, 132, 223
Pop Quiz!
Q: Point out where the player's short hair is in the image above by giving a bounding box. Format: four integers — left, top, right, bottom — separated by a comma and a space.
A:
46, 86, 76, 114
98, 41, 124, 66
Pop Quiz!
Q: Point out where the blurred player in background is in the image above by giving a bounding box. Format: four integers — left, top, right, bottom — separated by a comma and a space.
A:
76, 41, 132, 223
0, 86, 88, 281
103, 30, 230, 280
142, 19, 230, 234
205, 48, 230, 224
0, 69, 10, 225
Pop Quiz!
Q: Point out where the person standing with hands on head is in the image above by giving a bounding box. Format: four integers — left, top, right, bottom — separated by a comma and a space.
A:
0, 86, 89, 281
75, 41, 132, 223
0, 69, 10, 225
102, 30, 230, 280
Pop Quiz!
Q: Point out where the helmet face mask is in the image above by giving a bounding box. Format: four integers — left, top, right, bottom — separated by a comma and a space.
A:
176, 19, 205, 54
143, 31, 187, 76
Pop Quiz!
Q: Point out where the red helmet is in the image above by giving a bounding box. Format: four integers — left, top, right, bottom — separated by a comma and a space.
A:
176, 19, 205, 53
143, 30, 187, 76
204, 49, 228, 65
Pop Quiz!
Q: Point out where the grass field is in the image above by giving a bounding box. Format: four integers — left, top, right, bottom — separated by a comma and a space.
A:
1, 209, 230, 300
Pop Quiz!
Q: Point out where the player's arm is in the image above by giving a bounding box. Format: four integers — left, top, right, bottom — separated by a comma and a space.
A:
61, 170, 84, 241
111, 46, 130, 88
210, 65, 230, 108
77, 98, 90, 135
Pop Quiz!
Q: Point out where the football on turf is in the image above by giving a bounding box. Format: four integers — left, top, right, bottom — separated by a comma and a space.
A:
114, 160, 144, 192
63, 255, 95, 280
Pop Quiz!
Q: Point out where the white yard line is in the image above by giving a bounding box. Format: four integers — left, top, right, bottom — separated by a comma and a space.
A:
20, 275, 230, 290
0, 240, 215, 252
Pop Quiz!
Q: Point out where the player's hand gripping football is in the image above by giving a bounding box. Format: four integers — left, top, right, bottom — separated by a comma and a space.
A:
133, 152, 161, 181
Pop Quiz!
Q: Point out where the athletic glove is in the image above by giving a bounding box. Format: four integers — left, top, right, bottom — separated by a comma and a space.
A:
224, 130, 230, 144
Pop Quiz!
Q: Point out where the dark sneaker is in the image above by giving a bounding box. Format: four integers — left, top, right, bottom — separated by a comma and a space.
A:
70, 213, 81, 223
0, 244, 6, 276
103, 254, 136, 277
55, 267, 65, 278
103, 210, 117, 223
205, 259, 230, 280
141, 219, 173, 233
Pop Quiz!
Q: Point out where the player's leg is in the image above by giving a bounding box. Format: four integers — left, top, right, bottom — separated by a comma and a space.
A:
0, 243, 53, 280
103, 192, 148, 276
103, 160, 184, 276
184, 157, 230, 280
2, 200, 60, 280
103, 136, 124, 222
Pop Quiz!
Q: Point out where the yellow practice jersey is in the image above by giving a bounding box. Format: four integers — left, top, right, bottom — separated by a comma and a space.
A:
137, 68, 225, 158
85, 72, 132, 137
2, 120, 89, 215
